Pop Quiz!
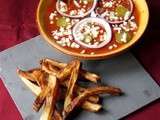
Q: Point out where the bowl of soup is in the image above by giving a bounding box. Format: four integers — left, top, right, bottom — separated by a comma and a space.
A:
37, 0, 149, 60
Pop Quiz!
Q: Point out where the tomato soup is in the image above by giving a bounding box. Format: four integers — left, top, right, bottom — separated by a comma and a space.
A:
44, 0, 139, 55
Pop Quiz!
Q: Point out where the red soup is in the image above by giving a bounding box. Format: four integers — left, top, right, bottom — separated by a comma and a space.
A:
44, 0, 139, 55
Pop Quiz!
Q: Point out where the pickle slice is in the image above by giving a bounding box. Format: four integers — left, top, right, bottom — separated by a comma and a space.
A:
83, 35, 92, 44
115, 31, 132, 44
115, 5, 129, 17
56, 17, 68, 27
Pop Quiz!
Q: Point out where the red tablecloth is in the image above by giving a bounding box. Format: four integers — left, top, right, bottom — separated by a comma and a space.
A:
0, 0, 159, 120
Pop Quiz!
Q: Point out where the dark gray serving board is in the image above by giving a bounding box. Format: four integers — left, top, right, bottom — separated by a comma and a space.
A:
0, 36, 160, 120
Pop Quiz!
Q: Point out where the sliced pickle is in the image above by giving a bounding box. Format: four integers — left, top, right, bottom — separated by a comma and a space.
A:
84, 35, 92, 43
115, 5, 129, 17
56, 17, 68, 27
115, 31, 132, 44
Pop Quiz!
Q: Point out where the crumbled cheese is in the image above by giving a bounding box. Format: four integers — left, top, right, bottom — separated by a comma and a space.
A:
59, 27, 65, 32
80, 50, 86, 54
113, 44, 118, 48
71, 42, 80, 48
49, 13, 56, 20
104, 1, 114, 8
54, 36, 59, 40
73, 0, 81, 8
108, 46, 113, 50
65, 18, 70, 22
124, 11, 131, 20
50, 21, 54, 24
83, 0, 88, 5
90, 52, 95, 55
56, 40, 63, 45
70, 10, 77, 16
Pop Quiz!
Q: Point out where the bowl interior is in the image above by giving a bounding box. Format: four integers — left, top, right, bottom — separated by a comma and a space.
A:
37, 0, 149, 60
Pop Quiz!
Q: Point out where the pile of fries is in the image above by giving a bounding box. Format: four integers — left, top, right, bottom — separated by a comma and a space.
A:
17, 58, 122, 120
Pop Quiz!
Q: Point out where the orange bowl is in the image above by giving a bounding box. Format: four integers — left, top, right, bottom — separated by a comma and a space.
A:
36, 0, 149, 60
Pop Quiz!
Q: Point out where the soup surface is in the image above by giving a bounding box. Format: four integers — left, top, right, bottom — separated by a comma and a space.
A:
44, 0, 139, 55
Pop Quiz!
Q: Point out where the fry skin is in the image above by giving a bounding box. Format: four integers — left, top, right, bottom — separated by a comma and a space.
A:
40, 75, 59, 120
63, 86, 122, 119
64, 60, 81, 109
33, 75, 57, 112
41, 58, 100, 83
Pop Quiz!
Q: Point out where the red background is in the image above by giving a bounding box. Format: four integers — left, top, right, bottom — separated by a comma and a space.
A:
0, 0, 160, 119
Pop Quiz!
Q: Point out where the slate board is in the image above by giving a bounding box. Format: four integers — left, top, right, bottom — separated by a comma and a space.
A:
0, 36, 160, 120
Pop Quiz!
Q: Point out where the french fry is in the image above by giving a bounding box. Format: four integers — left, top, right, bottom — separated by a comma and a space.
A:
56, 60, 76, 81
82, 101, 102, 112
17, 69, 41, 95
33, 75, 57, 112
63, 86, 122, 118
80, 69, 101, 83
41, 58, 100, 83
64, 60, 80, 109
41, 60, 59, 76
18, 58, 123, 120
53, 110, 63, 120
40, 58, 66, 69
40, 75, 59, 120
17, 68, 48, 88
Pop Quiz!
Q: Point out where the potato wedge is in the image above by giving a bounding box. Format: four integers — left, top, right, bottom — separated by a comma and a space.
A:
56, 60, 76, 81
17, 69, 41, 95
33, 75, 57, 112
40, 75, 59, 120
64, 60, 80, 109
80, 69, 101, 83
82, 101, 102, 112
41, 58, 100, 83
17, 68, 47, 88
63, 86, 122, 118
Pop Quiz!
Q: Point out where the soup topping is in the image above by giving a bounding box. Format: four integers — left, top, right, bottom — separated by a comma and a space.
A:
96, 0, 133, 23
73, 18, 112, 48
56, 0, 95, 17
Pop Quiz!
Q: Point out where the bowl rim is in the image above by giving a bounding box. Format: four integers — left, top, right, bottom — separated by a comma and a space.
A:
36, 0, 149, 60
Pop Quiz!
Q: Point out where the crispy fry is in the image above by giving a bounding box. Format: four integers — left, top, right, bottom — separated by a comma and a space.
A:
53, 110, 63, 120
17, 68, 47, 88
40, 58, 66, 69
64, 60, 80, 109
18, 58, 123, 120
17, 68, 41, 82
40, 75, 59, 120
41, 61, 59, 76
76, 86, 99, 103
17, 69, 41, 95
33, 75, 57, 112
41, 58, 100, 83
80, 69, 100, 83
63, 86, 122, 118
82, 101, 102, 112
56, 60, 76, 81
